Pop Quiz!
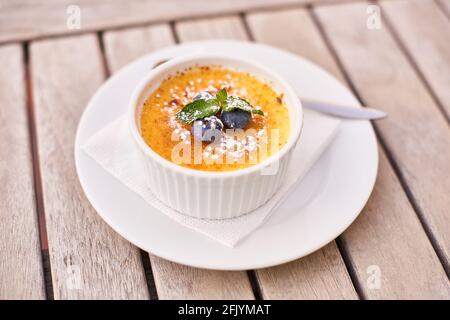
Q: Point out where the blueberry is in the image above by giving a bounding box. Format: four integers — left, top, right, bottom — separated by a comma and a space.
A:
193, 91, 214, 101
220, 110, 251, 129
191, 116, 224, 142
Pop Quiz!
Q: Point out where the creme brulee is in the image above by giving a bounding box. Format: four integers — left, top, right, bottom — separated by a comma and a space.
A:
140, 65, 290, 171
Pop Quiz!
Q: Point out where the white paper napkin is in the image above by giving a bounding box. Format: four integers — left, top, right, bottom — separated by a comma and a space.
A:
83, 109, 340, 247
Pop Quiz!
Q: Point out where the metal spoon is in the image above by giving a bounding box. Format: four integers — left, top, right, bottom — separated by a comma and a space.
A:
300, 98, 386, 120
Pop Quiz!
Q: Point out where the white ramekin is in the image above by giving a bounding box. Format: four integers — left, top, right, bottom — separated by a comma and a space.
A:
129, 53, 303, 220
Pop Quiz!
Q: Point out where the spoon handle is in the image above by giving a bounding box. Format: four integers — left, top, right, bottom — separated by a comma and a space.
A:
301, 98, 386, 120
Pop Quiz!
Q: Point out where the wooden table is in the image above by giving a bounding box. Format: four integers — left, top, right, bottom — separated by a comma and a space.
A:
1, 0, 449, 300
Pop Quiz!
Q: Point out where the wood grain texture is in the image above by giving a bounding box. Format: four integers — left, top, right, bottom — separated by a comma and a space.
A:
0, 0, 351, 43
382, 0, 450, 119
247, 7, 450, 299
255, 243, 357, 299
103, 24, 255, 299
177, 14, 358, 300
150, 256, 254, 299
247, 8, 345, 84
103, 24, 175, 72
0, 45, 45, 299
315, 1, 450, 273
176, 16, 248, 41
30, 34, 149, 299
343, 148, 450, 299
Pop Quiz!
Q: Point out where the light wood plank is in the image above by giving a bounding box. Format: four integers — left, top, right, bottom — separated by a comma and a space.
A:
177, 14, 358, 300
256, 243, 357, 299
104, 25, 175, 72
314, 1, 450, 289
103, 24, 254, 299
176, 16, 248, 41
0, 45, 45, 299
247, 7, 450, 299
30, 34, 149, 299
0, 0, 352, 44
150, 256, 254, 299
247, 9, 345, 84
382, 0, 450, 119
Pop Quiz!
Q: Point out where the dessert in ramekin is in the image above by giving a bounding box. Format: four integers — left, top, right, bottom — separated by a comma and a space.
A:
129, 54, 302, 219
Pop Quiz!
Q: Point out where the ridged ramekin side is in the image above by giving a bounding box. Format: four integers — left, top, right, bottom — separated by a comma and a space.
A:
137, 145, 292, 220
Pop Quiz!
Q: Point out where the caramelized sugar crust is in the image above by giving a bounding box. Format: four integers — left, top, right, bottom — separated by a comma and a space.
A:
140, 66, 290, 171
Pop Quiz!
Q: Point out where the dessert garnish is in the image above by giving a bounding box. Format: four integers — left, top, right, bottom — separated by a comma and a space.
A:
176, 89, 264, 130
192, 116, 224, 142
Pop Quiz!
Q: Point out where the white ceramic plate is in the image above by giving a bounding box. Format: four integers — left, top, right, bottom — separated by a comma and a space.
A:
75, 40, 378, 270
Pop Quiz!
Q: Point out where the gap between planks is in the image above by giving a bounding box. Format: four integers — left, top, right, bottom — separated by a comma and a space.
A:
241, 15, 364, 299
23, 43, 55, 300
308, 5, 450, 278
96, 33, 157, 299
376, 0, 450, 123
310, 2, 450, 282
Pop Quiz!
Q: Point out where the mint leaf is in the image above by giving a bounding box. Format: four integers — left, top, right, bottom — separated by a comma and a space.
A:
222, 96, 264, 115
216, 88, 228, 104
176, 99, 220, 124
252, 109, 264, 116
224, 96, 252, 112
